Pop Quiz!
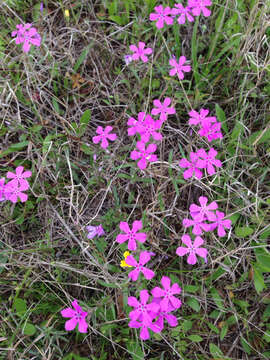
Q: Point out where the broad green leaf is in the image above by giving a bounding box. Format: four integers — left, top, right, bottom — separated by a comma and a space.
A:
187, 298, 200, 312
182, 320, 193, 332
220, 322, 228, 340
97, 279, 120, 288
14, 298, 27, 316
215, 104, 228, 134
240, 336, 252, 355
235, 226, 254, 238
252, 264, 266, 294
187, 335, 203, 342
210, 288, 225, 311
209, 343, 224, 357
22, 322, 36, 336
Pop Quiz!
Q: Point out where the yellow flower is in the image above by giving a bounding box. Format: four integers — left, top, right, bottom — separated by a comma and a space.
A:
64, 9, 70, 17
120, 251, 132, 268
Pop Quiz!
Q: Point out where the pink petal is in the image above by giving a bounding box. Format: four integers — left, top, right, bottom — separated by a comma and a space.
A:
92, 135, 101, 144
65, 318, 78, 331
135, 233, 147, 243
193, 236, 204, 248
171, 283, 181, 294
140, 289, 149, 303
18, 192, 28, 202
130, 150, 141, 160
132, 220, 142, 232
125, 255, 138, 267
129, 44, 138, 52
176, 246, 189, 257
116, 233, 129, 244
128, 237, 137, 251
101, 138, 109, 149
195, 248, 208, 260
152, 287, 165, 298
170, 296, 182, 310
128, 269, 140, 281
139, 251, 151, 266
140, 326, 150, 340
128, 296, 140, 308
78, 318, 88, 333
181, 234, 192, 248
61, 308, 76, 318
161, 276, 171, 290
187, 252, 197, 265
142, 267, 155, 280
119, 221, 130, 233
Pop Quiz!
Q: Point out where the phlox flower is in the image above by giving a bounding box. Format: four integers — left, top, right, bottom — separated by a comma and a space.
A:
92, 126, 117, 149
61, 299, 88, 333
169, 56, 191, 80
120, 251, 133, 268
171, 4, 194, 24
189, 196, 218, 222
4, 182, 29, 203
149, 5, 173, 29
196, 148, 222, 175
188, 109, 217, 127
125, 251, 155, 281
179, 152, 202, 180
137, 115, 162, 143
129, 42, 152, 63
176, 235, 208, 265
0, 178, 6, 201
151, 276, 182, 312
11, 23, 41, 53
182, 215, 211, 235
151, 298, 178, 329
127, 112, 146, 136
198, 122, 223, 142
6, 166, 32, 188
128, 319, 162, 340
128, 289, 159, 325
86, 224, 105, 239
130, 141, 157, 170
116, 220, 147, 251
151, 97, 176, 122
209, 211, 232, 237
188, 0, 212, 17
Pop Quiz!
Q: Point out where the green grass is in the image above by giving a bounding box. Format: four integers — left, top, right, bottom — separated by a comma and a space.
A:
1, 0, 270, 359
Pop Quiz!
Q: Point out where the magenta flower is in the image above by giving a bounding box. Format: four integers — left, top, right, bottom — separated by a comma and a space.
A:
116, 220, 147, 250
151, 97, 176, 122
179, 152, 202, 180
209, 211, 232, 237
4, 182, 29, 203
149, 5, 173, 29
127, 112, 147, 136
151, 276, 182, 312
0, 178, 6, 202
151, 298, 178, 329
182, 215, 211, 235
11, 23, 41, 53
188, 0, 212, 17
130, 141, 157, 170
198, 122, 223, 142
169, 56, 191, 80
188, 109, 217, 127
128, 319, 161, 340
125, 251, 155, 281
129, 42, 152, 63
189, 196, 218, 222
171, 4, 194, 24
86, 224, 105, 239
176, 235, 208, 265
196, 148, 222, 175
61, 299, 88, 333
128, 289, 159, 325
137, 115, 162, 143
6, 166, 32, 188
92, 126, 117, 149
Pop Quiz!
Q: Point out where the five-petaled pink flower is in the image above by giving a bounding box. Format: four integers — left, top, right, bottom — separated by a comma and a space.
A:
188, 0, 212, 17
209, 211, 232, 237
171, 4, 194, 24
151, 298, 178, 330
149, 5, 173, 29
198, 122, 223, 142
176, 235, 208, 265
196, 148, 222, 175
189, 196, 218, 222
137, 115, 162, 143
92, 126, 117, 149
116, 220, 147, 250
188, 109, 217, 127
11, 23, 41, 53
4, 182, 29, 203
129, 42, 153, 63
169, 56, 191, 80
179, 152, 202, 180
126, 251, 155, 281
151, 97, 176, 122
128, 289, 159, 325
127, 112, 147, 136
151, 276, 182, 312
130, 141, 157, 170
6, 166, 32, 188
182, 215, 211, 235
61, 299, 88, 333
86, 224, 105, 239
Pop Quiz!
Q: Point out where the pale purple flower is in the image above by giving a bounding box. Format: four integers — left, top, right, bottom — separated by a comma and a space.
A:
6, 166, 32, 188
151, 298, 178, 329
137, 115, 163, 143
209, 211, 232, 237
40, 2, 43, 12
198, 122, 223, 142
169, 56, 191, 80
149, 5, 174, 29
60, 299, 88, 333
92, 126, 117, 149
151, 276, 182, 312
127, 112, 147, 136
196, 148, 222, 175
189, 196, 218, 222
176, 235, 208, 265
0, 178, 6, 201
116, 220, 147, 250
171, 4, 194, 24
182, 215, 211, 235
130, 141, 158, 170
11, 23, 41, 53
128, 289, 159, 325
129, 42, 152, 63
151, 97, 176, 122
126, 251, 155, 281
188, 109, 217, 127
4, 182, 29, 203
179, 152, 203, 180
124, 54, 133, 65
188, 0, 212, 17
86, 224, 105, 239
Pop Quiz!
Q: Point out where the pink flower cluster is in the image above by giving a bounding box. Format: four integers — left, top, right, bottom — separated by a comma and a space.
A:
11, 23, 41, 53
0, 166, 32, 204
128, 276, 181, 340
188, 109, 223, 142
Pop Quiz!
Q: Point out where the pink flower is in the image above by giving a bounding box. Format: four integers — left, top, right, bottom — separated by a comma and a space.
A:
182, 215, 211, 235
209, 211, 232, 237
169, 56, 191, 80
128, 319, 161, 340
61, 299, 88, 333
11, 23, 41, 53
171, 4, 194, 24
86, 224, 105, 239
151, 298, 178, 329
189, 196, 218, 222
151, 276, 182, 312
129, 42, 152, 63
130, 141, 157, 170
149, 5, 174, 29
116, 220, 147, 250
6, 166, 32, 188
126, 251, 155, 281
188, 0, 212, 17
124, 54, 133, 65
4, 182, 29, 203
127, 112, 147, 136
198, 122, 223, 142
137, 115, 162, 143
151, 97, 176, 122
188, 109, 217, 127
128, 289, 159, 325
0, 178, 6, 201
179, 152, 202, 180
196, 148, 222, 175
92, 126, 117, 149
176, 235, 208, 265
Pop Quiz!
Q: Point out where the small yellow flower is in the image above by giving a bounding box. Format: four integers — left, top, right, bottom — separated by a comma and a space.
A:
64, 9, 70, 17
120, 251, 132, 268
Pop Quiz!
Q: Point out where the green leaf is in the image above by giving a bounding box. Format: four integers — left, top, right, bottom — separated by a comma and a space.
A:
220, 322, 228, 340
97, 279, 120, 288
215, 104, 228, 134
240, 336, 252, 355
252, 264, 266, 294
0, 254, 8, 274
74, 44, 93, 72
183, 284, 199, 293
210, 287, 225, 311
187, 335, 203, 342
262, 304, 270, 321
235, 226, 254, 238
209, 343, 224, 357
182, 320, 193, 332
77, 109, 91, 136
22, 322, 36, 336
187, 298, 200, 312
126, 341, 144, 360
14, 298, 27, 316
